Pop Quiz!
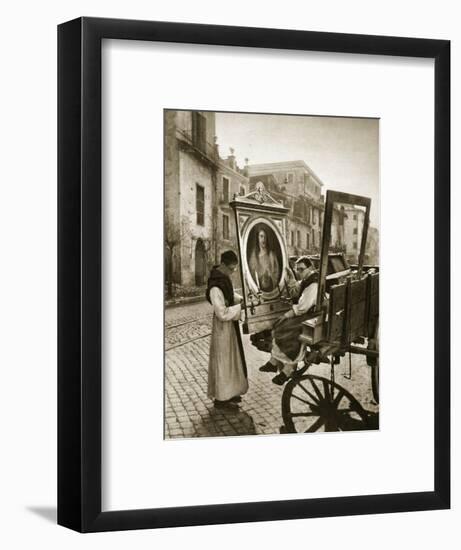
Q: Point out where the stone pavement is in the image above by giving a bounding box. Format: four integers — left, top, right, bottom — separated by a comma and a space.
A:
165, 300, 378, 439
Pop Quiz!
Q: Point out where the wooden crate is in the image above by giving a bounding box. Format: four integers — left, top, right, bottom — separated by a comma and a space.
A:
327, 275, 370, 345
299, 311, 327, 346
348, 277, 368, 340
243, 300, 290, 334
366, 272, 379, 337
328, 282, 347, 344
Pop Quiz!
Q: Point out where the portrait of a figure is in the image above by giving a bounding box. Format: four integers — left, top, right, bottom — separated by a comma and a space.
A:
246, 223, 283, 293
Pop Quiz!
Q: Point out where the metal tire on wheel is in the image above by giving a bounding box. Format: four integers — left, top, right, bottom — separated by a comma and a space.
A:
282, 374, 370, 433
368, 321, 379, 404
371, 362, 379, 404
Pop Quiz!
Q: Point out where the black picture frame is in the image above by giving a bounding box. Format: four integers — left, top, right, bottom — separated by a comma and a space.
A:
58, 17, 450, 532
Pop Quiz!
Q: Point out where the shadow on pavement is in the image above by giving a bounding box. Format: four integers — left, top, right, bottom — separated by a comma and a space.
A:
192, 407, 257, 437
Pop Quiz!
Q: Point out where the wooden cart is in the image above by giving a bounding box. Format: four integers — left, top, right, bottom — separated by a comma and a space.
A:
232, 185, 379, 433
280, 190, 379, 433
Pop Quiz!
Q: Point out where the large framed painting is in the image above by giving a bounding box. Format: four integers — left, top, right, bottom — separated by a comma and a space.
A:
232, 181, 291, 332
58, 17, 450, 532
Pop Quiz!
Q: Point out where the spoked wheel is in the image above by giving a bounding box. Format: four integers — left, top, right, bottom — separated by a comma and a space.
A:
282, 374, 371, 433
368, 321, 379, 404
371, 361, 379, 404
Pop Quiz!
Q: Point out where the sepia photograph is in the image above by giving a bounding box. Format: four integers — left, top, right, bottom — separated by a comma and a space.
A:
164, 109, 380, 438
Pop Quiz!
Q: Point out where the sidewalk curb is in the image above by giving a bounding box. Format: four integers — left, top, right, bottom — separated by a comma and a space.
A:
165, 295, 207, 309
165, 287, 243, 309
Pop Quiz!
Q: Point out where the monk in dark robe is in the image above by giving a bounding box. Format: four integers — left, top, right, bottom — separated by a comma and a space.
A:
206, 250, 248, 409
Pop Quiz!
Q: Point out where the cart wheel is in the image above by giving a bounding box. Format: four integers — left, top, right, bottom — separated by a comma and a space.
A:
368, 322, 379, 404
371, 362, 379, 404
282, 374, 370, 433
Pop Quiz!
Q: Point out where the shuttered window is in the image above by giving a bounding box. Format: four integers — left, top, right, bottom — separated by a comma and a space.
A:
223, 214, 229, 240
196, 184, 205, 226
222, 177, 230, 203
192, 111, 206, 152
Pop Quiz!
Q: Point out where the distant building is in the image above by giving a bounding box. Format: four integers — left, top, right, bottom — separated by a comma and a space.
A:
340, 204, 365, 264
339, 204, 379, 265
247, 160, 323, 201
216, 150, 249, 265
330, 207, 346, 252
246, 160, 326, 256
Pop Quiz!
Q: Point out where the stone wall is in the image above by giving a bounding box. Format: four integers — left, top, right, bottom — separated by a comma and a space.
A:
178, 150, 215, 287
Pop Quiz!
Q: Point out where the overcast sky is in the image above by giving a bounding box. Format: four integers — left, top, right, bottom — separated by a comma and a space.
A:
215, 112, 380, 227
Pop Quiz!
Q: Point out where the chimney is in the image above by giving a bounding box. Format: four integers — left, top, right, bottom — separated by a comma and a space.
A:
227, 147, 236, 170
243, 157, 249, 176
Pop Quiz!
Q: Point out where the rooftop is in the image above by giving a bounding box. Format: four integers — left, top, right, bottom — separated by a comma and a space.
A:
246, 160, 324, 187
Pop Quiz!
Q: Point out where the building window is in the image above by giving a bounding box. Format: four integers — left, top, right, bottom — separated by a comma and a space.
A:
286, 172, 294, 184
312, 208, 316, 225
297, 230, 301, 247
353, 214, 357, 221
240, 186, 246, 196
192, 111, 206, 152
353, 227, 358, 235
353, 241, 358, 249
291, 231, 295, 246
222, 176, 230, 203
294, 200, 303, 219
223, 214, 229, 240
306, 233, 310, 249
196, 184, 205, 226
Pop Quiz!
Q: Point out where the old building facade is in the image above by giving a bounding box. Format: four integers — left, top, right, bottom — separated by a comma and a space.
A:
165, 113, 377, 297
339, 204, 380, 265
341, 204, 365, 264
164, 110, 219, 295
216, 150, 249, 265
246, 161, 326, 257
165, 111, 249, 296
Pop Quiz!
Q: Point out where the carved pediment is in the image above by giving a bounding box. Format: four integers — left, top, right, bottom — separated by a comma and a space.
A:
249, 181, 281, 204
235, 181, 285, 209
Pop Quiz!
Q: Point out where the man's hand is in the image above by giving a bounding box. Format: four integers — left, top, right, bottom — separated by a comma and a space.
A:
285, 266, 295, 282
274, 309, 294, 328
284, 309, 295, 320
234, 292, 243, 304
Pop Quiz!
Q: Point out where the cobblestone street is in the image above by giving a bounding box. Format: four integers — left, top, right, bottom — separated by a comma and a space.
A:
165, 300, 378, 439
